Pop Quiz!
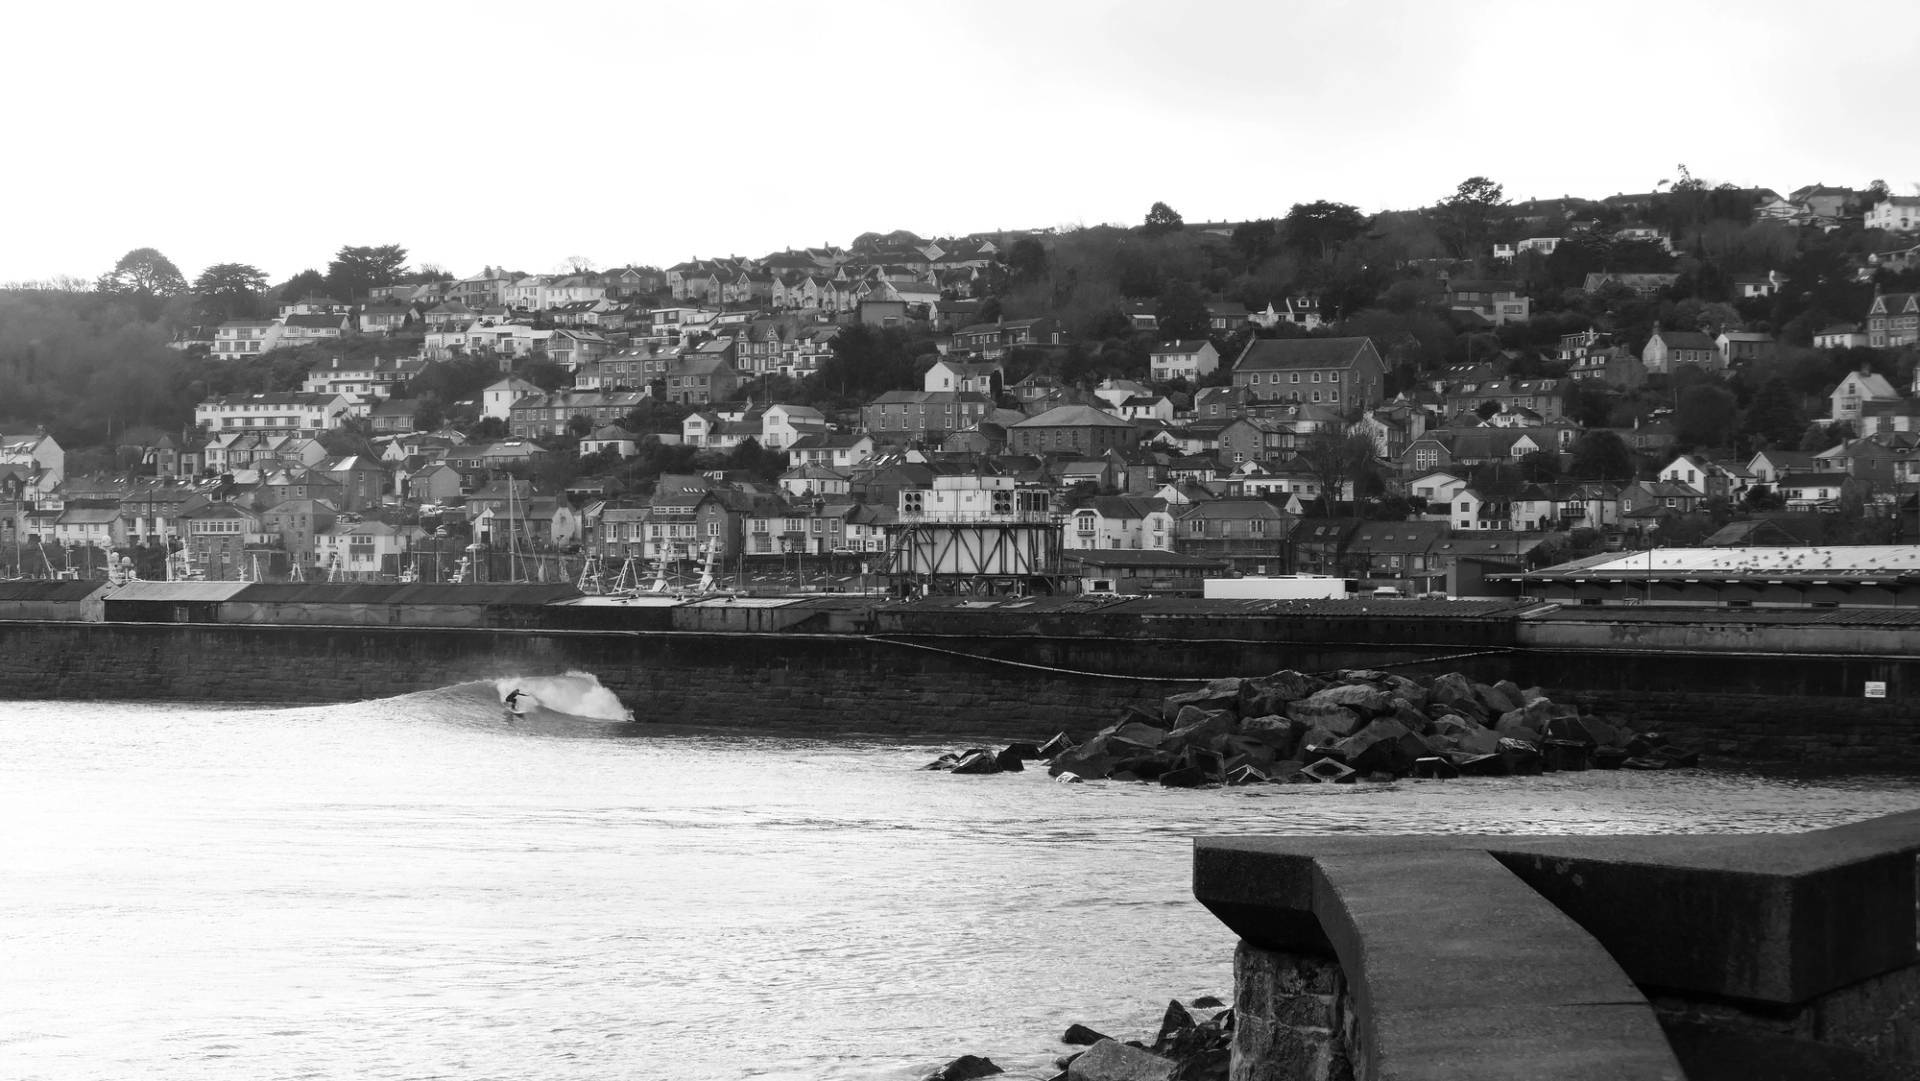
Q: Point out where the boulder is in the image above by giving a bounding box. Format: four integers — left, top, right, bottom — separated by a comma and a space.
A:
1333, 717, 1417, 775
1165, 707, 1235, 753
1542, 739, 1590, 772
1382, 673, 1429, 710
1238, 670, 1321, 715
921, 753, 961, 771
1048, 747, 1117, 780
1054, 772, 1086, 784
1110, 721, 1170, 752
1237, 715, 1303, 757
1286, 701, 1361, 737
1475, 681, 1523, 715
1496, 737, 1544, 775
1038, 733, 1077, 759
1066, 1039, 1178, 1081
1113, 756, 1170, 782
1390, 699, 1434, 735
1494, 709, 1544, 740
1427, 671, 1479, 710
1301, 682, 1394, 717
1412, 755, 1461, 779
992, 746, 1027, 772
1336, 668, 1390, 683
1159, 765, 1213, 788
1454, 726, 1502, 756
1062, 1024, 1111, 1046
1219, 736, 1279, 767
1002, 741, 1044, 761
1654, 745, 1701, 768
1452, 752, 1510, 777
950, 749, 1003, 775
1592, 746, 1630, 770
1542, 715, 1600, 747
1161, 678, 1244, 721
925, 1054, 1003, 1081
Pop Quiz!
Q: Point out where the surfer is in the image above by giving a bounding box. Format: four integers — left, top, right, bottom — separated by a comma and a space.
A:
504, 688, 525, 715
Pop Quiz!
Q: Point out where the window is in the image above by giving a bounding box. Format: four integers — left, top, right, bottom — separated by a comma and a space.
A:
1289, 373, 1299, 384
1328, 372, 1339, 383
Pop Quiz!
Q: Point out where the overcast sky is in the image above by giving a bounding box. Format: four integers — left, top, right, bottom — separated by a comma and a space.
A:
3, 0, 1913, 288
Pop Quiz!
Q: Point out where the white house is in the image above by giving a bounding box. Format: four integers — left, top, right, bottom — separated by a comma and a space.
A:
1065, 496, 1174, 551
1148, 340, 1220, 382
195, 392, 352, 435
1828, 368, 1901, 426
482, 377, 543, 421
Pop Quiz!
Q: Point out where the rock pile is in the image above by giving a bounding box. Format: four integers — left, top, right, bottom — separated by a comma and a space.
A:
923, 669, 1700, 786
922, 996, 1232, 1081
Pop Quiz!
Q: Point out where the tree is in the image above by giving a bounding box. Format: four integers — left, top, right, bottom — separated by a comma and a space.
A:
1299, 429, 1378, 513
325, 244, 409, 300
1518, 449, 1561, 484
97, 247, 187, 299
1568, 429, 1634, 482
281, 268, 328, 300
1740, 376, 1807, 451
1674, 382, 1738, 448
1142, 201, 1185, 236
1005, 237, 1049, 284
1281, 201, 1367, 263
192, 263, 268, 322
1230, 219, 1279, 264
1154, 281, 1210, 340
1434, 177, 1508, 259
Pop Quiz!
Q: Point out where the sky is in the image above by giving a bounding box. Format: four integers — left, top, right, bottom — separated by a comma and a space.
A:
2, 0, 1914, 288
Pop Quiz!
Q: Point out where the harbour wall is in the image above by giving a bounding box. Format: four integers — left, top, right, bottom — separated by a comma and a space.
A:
0, 612, 1915, 763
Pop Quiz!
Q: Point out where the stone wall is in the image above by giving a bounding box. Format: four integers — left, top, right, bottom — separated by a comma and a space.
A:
1231, 944, 1356, 1081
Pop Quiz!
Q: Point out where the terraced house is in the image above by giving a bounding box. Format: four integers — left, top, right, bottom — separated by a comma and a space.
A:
1229, 337, 1386, 410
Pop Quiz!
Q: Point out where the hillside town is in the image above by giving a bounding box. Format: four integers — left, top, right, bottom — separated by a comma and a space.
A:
6, 177, 1920, 594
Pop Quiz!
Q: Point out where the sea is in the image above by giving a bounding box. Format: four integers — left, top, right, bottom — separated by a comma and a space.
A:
3, 671, 1916, 1081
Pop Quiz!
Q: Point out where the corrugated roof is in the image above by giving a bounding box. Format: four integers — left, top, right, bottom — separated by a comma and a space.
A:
0, 580, 110, 602
106, 582, 251, 602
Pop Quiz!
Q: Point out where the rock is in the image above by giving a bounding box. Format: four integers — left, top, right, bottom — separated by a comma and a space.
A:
1238, 715, 1303, 757
1285, 700, 1361, 737
925, 1054, 1003, 1080
1337, 668, 1390, 683
1161, 679, 1244, 720
1412, 755, 1461, 779
1475, 681, 1522, 715
1301, 682, 1394, 717
950, 749, 1002, 775
1296, 759, 1357, 784
1623, 756, 1671, 771
1054, 772, 1085, 783
1654, 745, 1701, 768
1038, 733, 1077, 759
1496, 737, 1544, 775
1333, 717, 1416, 775
1003, 741, 1044, 761
1062, 1023, 1111, 1046
921, 753, 960, 771
1626, 732, 1668, 756
1542, 739, 1590, 772
1048, 747, 1117, 780
1165, 708, 1235, 753
1238, 669, 1321, 715
1452, 752, 1509, 777
1191, 995, 1226, 1009
1361, 771, 1397, 783
1494, 709, 1543, 740
992, 746, 1027, 772
1427, 671, 1478, 710
1219, 737, 1278, 767
1065, 1039, 1177, 1081
1382, 673, 1429, 710
1592, 746, 1630, 770
1542, 715, 1600, 747
1158, 765, 1212, 788
1109, 721, 1169, 753
1454, 726, 1501, 756
1153, 999, 1199, 1048
1391, 699, 1434, 734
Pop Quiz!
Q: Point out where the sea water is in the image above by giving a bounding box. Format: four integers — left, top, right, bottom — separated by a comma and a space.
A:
2, 673, 1915, 1081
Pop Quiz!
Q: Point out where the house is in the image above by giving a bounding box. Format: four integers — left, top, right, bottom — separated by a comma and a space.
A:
579, 425, 639, 459
1866, 293, 1920, 348
1066, 496, 1174, 551
1620, 479, 1708, 518
259, 498, 338, 566
1205, 303, 1253, 334
1775, 472, 1857, 510
1007, 405, 1139, 457
662, 355, 743, 405
509, 389, 647, 439
1441, 378, 1571, 422
1865, 196, 1920, 233
1731, 270, 1787, 299
862, 391, 993, 443
1344, 521, 1450, 592
211, 318, 289, 357
760, 403, 828, 450
0, 429, 64, 490
1658, 454, 1748, 501
358, 306, 413, 334
195, 392, 353, 435
1253, 296, 1322, 330
1231, 337, 1386, 409
787, 432, 876, 470
1405, 470, 1469, 506
367, 397, 420, 435
1642, 327, 1718, 374
177, 500, 265, 580
1828, 368, 1902, 427
1747, 449, 1815, 488
1446, 279, 1530, 325
1149, 340, 1220, 382
1813, 436, 1907, 488
315, 519, 416, 581
1286, 517, 1365, 578
1813, 323, 1868, 350
482, 377, 542, 421
1568, 344, 1647, 389
923, 357, 1002, 396
407, 462, 465, 504
1172, 497, 1295, 574
1715, 331, 1778, 367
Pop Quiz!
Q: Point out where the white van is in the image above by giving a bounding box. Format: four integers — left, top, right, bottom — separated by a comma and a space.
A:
1370, 586, 1406, 599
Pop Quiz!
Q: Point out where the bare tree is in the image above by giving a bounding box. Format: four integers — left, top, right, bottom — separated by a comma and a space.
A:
1299, 429, 1379, 513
